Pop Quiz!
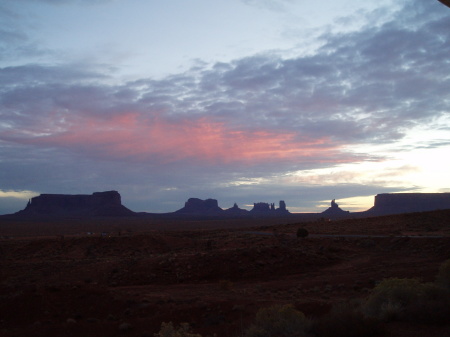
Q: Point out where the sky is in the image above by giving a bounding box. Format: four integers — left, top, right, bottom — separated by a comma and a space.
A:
0, 0, 449, 215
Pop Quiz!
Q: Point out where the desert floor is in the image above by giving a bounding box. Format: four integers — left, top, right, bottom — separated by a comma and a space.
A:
1, 210, 449, 337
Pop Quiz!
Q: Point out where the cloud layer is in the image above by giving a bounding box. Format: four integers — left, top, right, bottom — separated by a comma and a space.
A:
0, 0, 449, 214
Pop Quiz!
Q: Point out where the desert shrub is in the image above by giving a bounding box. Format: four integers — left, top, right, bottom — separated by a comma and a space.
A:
405, 282, 450, 325
154, 322, 202, 337
313, 301, 384, 337
296, 228, 309, 238
365, 278, 424, 321
364, 278, 423, 321
364, 277, 450, 325
436, 259, 450, 290
244, 304, 311, 337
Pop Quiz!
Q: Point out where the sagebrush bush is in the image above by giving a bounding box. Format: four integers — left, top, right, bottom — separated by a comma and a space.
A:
154, 322, 202, 337
364, 277, 450, 325
313, 301, 384, 337
244, 304, 311, 337
436, 259, 450, 290
364, 278, 423, 321
406, 282, 450, 325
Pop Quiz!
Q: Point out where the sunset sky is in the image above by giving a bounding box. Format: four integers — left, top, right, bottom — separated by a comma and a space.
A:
1, 0, 449, 214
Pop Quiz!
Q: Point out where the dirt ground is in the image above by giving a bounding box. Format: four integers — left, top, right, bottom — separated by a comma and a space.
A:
1, 210, 449, 337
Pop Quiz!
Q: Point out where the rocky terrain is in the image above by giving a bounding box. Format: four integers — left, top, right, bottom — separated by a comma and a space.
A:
1, 209, 449, 337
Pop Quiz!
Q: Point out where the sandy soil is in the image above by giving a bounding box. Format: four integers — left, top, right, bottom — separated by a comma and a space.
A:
1, 210, 449, 337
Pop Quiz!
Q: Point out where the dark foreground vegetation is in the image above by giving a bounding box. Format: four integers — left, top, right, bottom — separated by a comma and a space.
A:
155, 260, 450, 337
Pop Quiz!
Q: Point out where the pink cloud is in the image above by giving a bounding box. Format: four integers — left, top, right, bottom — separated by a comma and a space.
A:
4, 111, 354, 166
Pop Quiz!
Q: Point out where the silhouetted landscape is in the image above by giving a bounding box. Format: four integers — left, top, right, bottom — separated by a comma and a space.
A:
1, 191, 449, 337
6, 190, 450, 220
2, 0, 450, 336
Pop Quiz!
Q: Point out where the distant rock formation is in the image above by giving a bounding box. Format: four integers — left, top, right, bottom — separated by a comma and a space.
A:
175, 198, 224, 215
438, 0, 450, 9
321, 199, 350, 219
224, 203, 248, 215
250, 202, 271, 213
250, 200, 290, 215
15, 191, 135, 217
277, 200, 289, 214
365, 193, 450, 216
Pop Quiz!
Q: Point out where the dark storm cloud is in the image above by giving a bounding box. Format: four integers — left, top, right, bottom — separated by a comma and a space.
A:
0, 0, 449, 213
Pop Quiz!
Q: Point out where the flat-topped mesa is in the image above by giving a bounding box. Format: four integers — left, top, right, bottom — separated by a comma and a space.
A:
175, 198, 224, 214
16, 191, 134, 217
367, 193, 450, 216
